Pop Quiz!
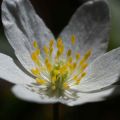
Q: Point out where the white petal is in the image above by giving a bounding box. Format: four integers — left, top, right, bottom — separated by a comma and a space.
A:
74, 47, 120, 92
64, 87, 114, 106
12, 85, 58, 104
59, 0, 110, 62
2, 0, 56, 72
60, 87, 115, 106
0, 53, 34, 84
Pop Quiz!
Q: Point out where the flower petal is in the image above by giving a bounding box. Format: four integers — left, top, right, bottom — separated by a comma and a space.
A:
59, 0, 110, 62
12, 85, 58, 104
73, 47, 120, 92
62, 87, 114, 106
0, 53, 34, 84
2, 0, 56, 71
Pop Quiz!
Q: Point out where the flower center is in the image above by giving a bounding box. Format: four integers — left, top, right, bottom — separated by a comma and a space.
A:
30, 35, 92, 97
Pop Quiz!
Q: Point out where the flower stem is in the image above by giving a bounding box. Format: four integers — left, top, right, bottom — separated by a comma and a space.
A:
53, 103, 59, 120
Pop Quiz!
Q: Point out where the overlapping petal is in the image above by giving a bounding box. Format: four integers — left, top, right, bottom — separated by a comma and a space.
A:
59, 0, 110, 62
62, 87, 115, 106
2, 0, 56, 72
0, 53, 34, 84
73, 47, 120, 92
12, 85, 58, 104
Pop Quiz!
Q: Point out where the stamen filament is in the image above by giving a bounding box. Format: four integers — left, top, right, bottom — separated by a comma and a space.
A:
30, 37, 92, 97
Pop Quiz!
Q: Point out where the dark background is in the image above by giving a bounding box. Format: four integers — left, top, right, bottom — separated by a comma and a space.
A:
0, 0, 120, 120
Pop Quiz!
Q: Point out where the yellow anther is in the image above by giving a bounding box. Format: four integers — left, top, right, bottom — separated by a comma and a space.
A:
31, 68, 40, 76
49, 47, 53, 56
79, 58, 85, 66
68, 56, 73, 63
80, 62, 88, 72
35, 49, 40, 56
31, 52, 40, 65
53, 69, 59, 75
60, 64, 68, 75
49, 39, 54, 48
56, 51, 60, 58
72, 62, 77, 70
45, 58, 52, 71
81, 72, 87, 78
76, 53, 80, 60
36, 78, 46, 85
68, 63, 73, 70
43, 45, 49, 55
63, 83, 70, 90
57, 38, 63, 48
33, 41, 38, 48
75, 79, 81, 85
56, 38, 64, 58
61, 45, 64, 53
71, 35, 76, 45
56, 47, 64, 58
31, 52, 37, 61
74, 72, 86, 85
84, 49, 92, 60
79, 49, 92, 65
51, 76, 56, 83
73, 75, 79, 80
46, 63, 52, 72
67, 49, 72, 57
52, 85, 56, 90
45, 58, 49, 64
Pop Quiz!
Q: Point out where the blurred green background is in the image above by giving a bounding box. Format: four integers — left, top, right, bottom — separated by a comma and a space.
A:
0, 0, 120, 120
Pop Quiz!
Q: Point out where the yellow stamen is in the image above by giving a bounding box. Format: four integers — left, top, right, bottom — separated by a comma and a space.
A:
49, 47, 53, 56
75, 79, 81, 85
45, 58, 49, 64
60, 64, 68, 75
57, 38, 63, 48
47, 63, 52, 72
53, 69, 59, 76
31, 52, 37, 61
43, 45, 49, 55
49, 40, 54, 56
63, 83, 70, 90
84, 49, 92, 60
31, 51, 40, 65
44, 58, 52, 71
30, 37, 91, 94
73, 75, 79, 81
72, 62, 77, 70
71, 35, 76, 45
68, 56, 73, 63
80, 62, 88, 72
56, 38, 65, 59
33, 41, 38, 48
49, 39, 54, 48
74, 73, 86, 85
81, 72, 86, 78
51, 76, 56, 84
31, 68, 40, 76
79, 49, 92, 65
36, 78, 46, 85
35, 49, 40, 56
76, 53, 80, 60
56, 46, 64, 58
67, 49, 72, 57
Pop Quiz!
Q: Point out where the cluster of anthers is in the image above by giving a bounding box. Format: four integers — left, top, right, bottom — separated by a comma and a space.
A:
30, 35, 92, 98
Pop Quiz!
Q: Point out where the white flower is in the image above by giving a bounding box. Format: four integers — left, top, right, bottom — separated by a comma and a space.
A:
1, 0, 120, 106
